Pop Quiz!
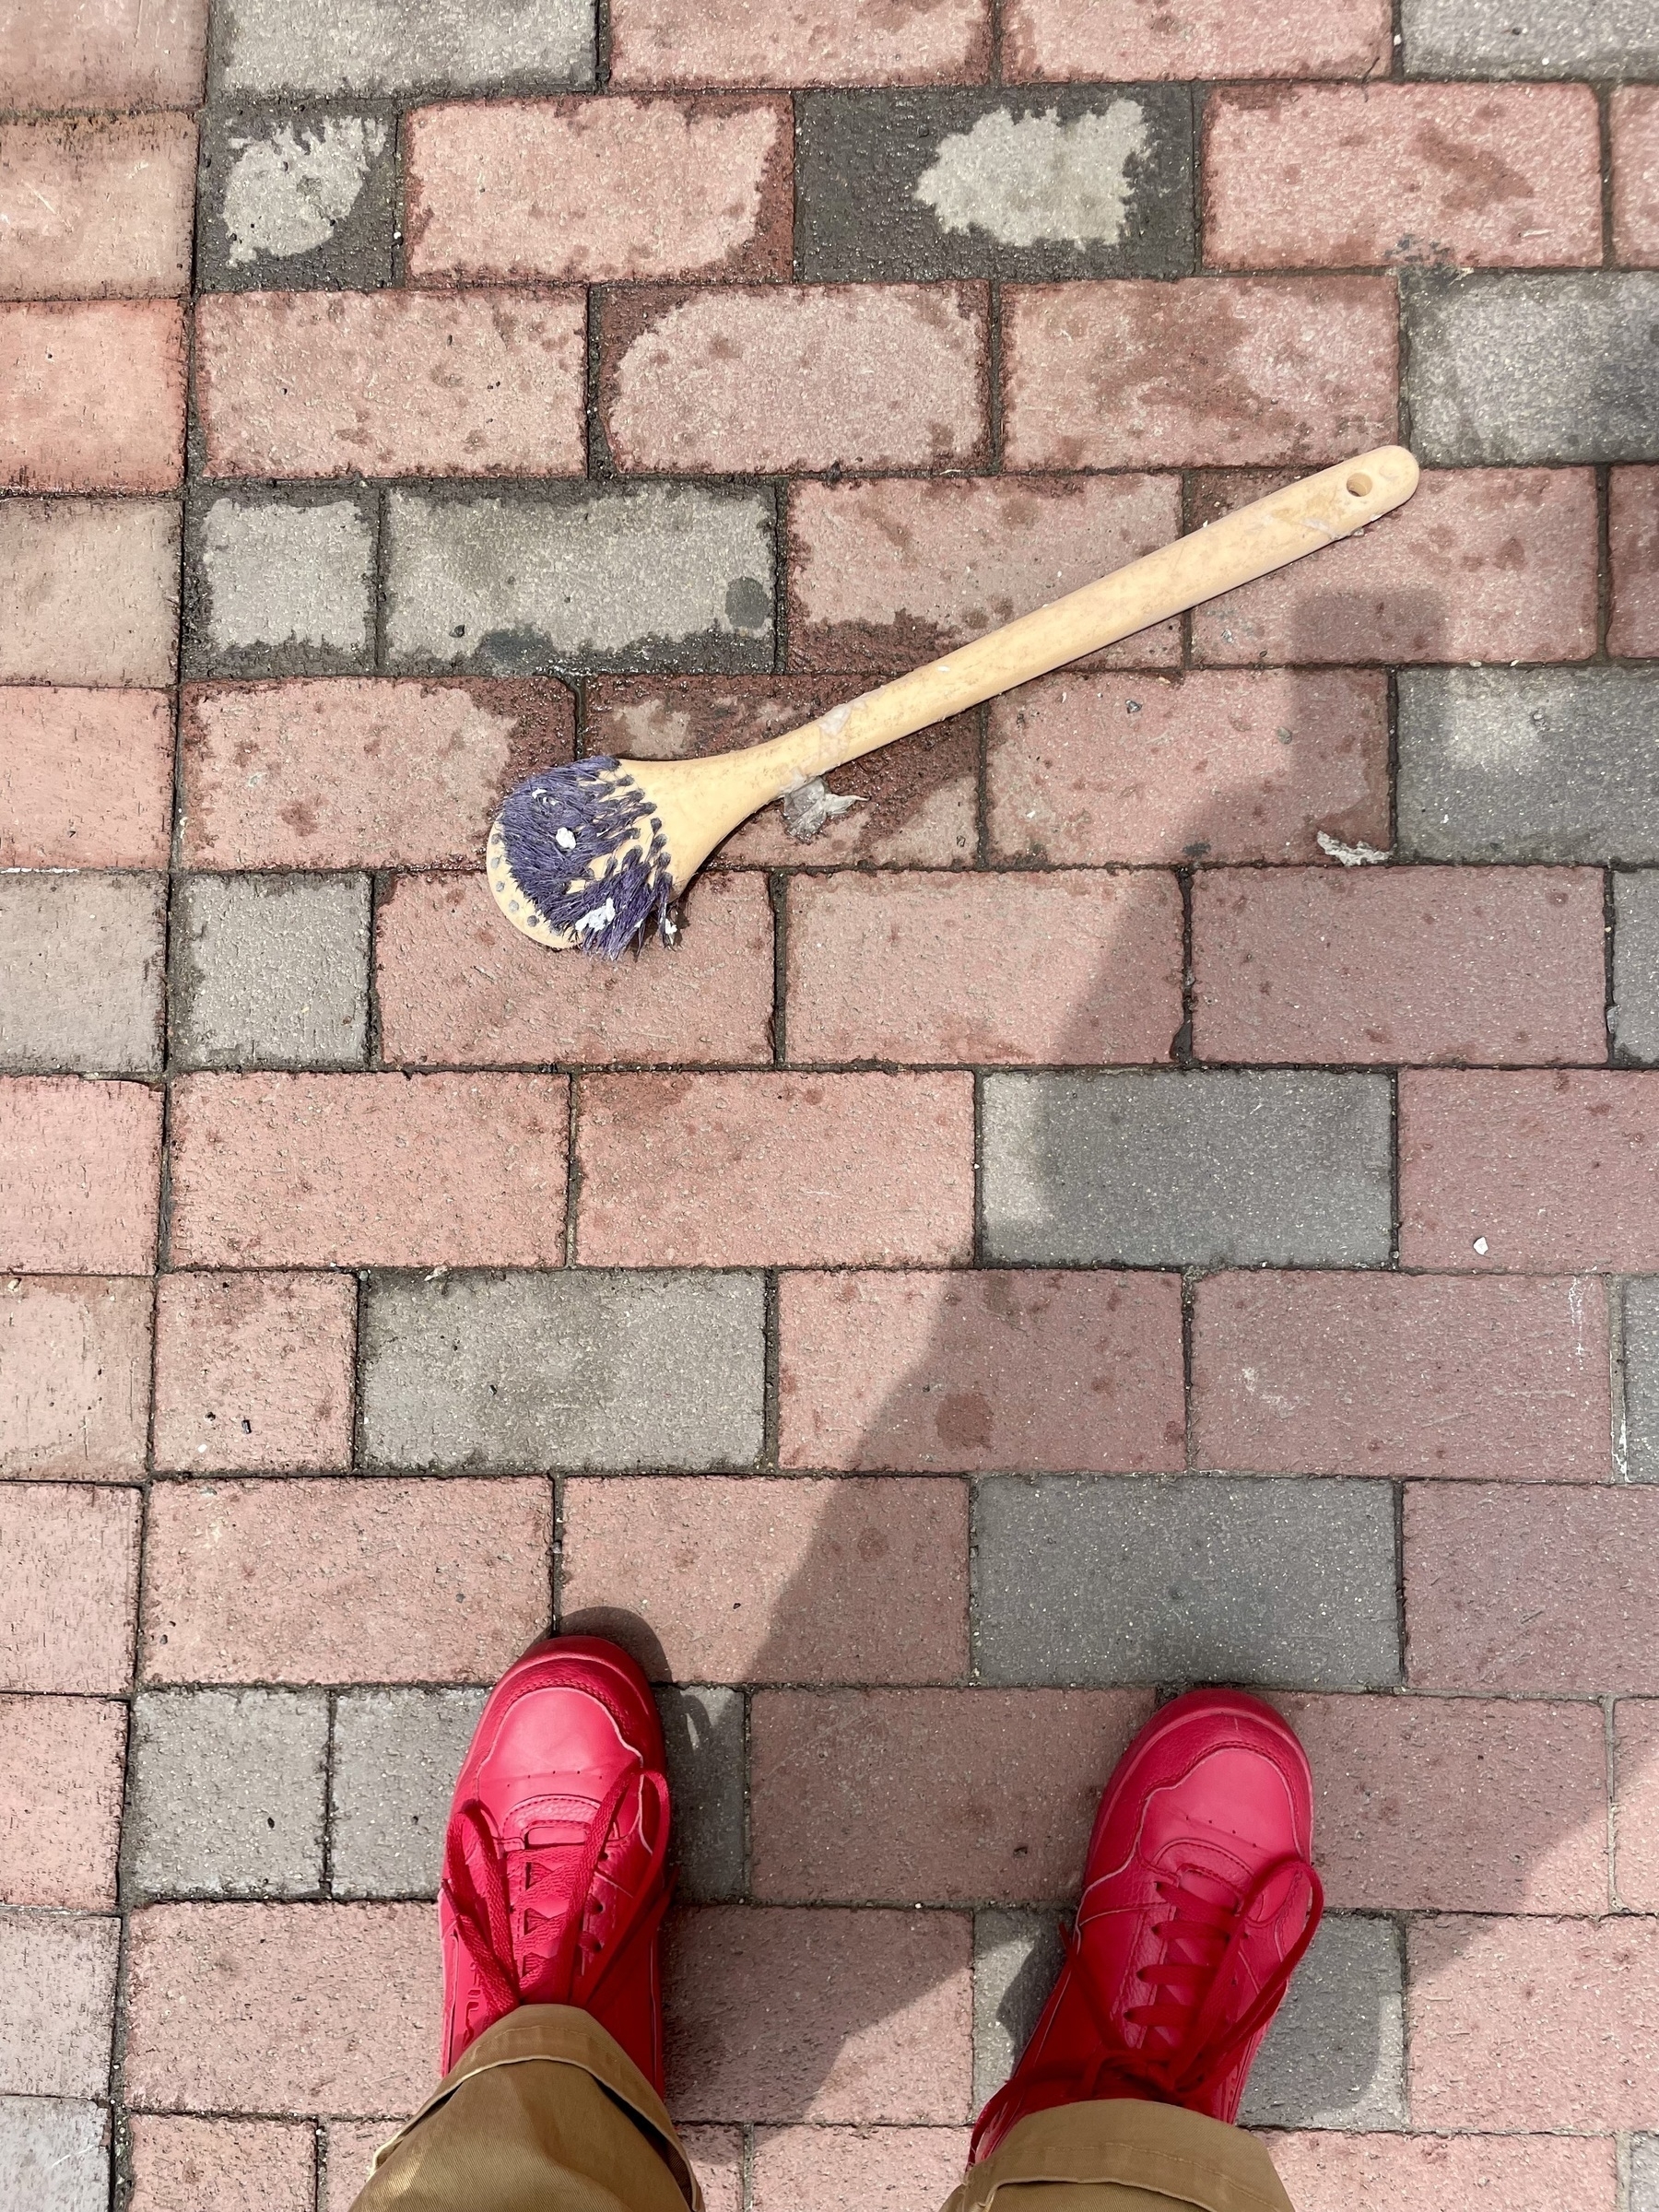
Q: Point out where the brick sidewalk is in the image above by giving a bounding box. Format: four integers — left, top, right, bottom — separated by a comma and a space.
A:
3, 1, 1659, 2206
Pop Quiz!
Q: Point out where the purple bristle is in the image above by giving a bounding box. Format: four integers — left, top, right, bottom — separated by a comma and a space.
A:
497, 759, 676, 959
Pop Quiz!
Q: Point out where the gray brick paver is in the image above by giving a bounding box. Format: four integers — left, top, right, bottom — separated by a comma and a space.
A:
214, 0, 594, 97
125, 1689, 329, 1900
1241, 1915, 1406, 2130
0, 2098, 109, 2212
0, 874, 165, 1076
170, 874, 371, 1072
185, 489, 378, 677
330, 1688, 487, 1899
1614, 873, 1659, 1066
1403, 0, 1659, 77
196, 110, 399, 292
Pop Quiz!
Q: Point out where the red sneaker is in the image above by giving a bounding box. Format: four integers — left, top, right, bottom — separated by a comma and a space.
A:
971, 1689, 1322, 2162
439, 1636, 672, 2088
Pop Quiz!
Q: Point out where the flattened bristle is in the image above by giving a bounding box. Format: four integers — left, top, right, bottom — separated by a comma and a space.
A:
492, 759, 677, 959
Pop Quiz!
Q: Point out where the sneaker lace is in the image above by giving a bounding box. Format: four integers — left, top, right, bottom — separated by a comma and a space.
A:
972, 1853, 1321, 2154
445, 1762, 673, 2037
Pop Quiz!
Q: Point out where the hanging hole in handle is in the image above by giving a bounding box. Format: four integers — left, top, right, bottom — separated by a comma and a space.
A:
1346, 471, 1373, 497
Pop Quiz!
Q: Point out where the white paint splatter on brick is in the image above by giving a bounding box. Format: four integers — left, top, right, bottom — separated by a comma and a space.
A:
914, 103, 1148, 249
222, 118, 387, 265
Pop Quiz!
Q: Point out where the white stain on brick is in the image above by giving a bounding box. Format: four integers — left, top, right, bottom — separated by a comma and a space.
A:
222, 118, 388, 265
914, 103, 1148, 249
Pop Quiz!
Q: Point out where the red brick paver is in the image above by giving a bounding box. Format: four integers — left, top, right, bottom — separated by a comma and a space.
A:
574, 1074, 973, 1267
1003, 0, 1389, 80
1193, 865, 1607, 1066
143, 1476, 553, 1686
1264, 2133, 1616, 2212
0, 688, 174, 867
127, 2116, 317, 2212
0, 299, 185, 491
1613, 87, 1659, 265
151, 1272, 357, 1474
0, 1277, 152, 1479
4, 0, 207, 111
406, 98, 791, 283
0, 1077, 162, 1275
1400, 1072, 1659, 1271
752, 2127, 972, 2212
170, 1072, 570, 1269
1614, 1700, 1659, 1909
608, 0, 992, 88
1204, 85, 1602, 270
987, 668, 1388, 865
1193, 1272, 1610, 1480
0, 117, 197, 300
780, 1268, 1184, 1474
1610, 467, 1659, 657
600, 286, 988, 475
1002, 279, 1396, 469
0, 1695, 126, 1909
0, 1483, 139, 1694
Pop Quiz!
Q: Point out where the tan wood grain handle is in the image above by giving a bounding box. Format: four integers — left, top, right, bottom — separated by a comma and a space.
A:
736, 445, 1418, 801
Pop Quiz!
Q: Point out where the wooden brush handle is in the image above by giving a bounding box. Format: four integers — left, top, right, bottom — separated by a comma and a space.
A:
742, 445, 1418, 797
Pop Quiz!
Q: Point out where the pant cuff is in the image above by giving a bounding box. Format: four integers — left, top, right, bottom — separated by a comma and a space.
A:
951, 2100, 1293, 2212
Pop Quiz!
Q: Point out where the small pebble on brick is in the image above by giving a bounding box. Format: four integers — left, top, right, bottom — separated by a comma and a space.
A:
1399, 667, 1659, 865
169, 873, 371, 1071
187, 491, 377, 677
383, 484, 773, 675
196, 110, 398, 291
0, 873, 165, 1076
1240, 1916, 1406, 2129
981, 1069, 1393, 1267
0, 2097, 108, 2212
214, 0, 594, 98
329, 1687, 487, 1899
1406, 273, 1659, 465
125, 1689, 327, 1901
360, 1270, 763, 1472
795, 87, 1192, 281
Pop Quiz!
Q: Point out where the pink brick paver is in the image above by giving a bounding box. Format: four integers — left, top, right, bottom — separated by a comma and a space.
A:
779, 1269, 1184, 1473
1272, 1694, 1607, 1913
600, 285, 988, 475
574, 1074, 973, 1267
0, 1078, 162, 1276
1193, 865, 1607, 1066
0, 497, 180, 686
124, 1903, 439, 2117
406, 98, 792, 283
126, 2116, 317, 2212
987, 668, 1388, 865
151, 1272, 357, 1474
1613, 87, 1659, 265
1190, 467, 1598, 666
1400, 1071, 1659, 1272
1003, 0, 1389, 80
0, 1485, 140, 1695
142, 1477, 553, 1687
787, 474, 1182, 673
1264, 2133, 1617, 2212
750, 1690, 1155, 1903
1204, 85, 1603, 269
752, 2127, 972, 2212
0, 1277, 152, 1479
1406, 1485, 1659, 1694
0, 117, 197, 299
169, 1072, 570, 1269
786, 869, 1182, 1066
377, 870, 775, 1069
1, 0, 207, 111
608, 0, 992, 88
1193, 1272, 1611, 1480
1609, 467, 1659, 658
561, 1477, 967, 1686
1407, 1914, 1659, 2129
181, 677, 573, 871
0, 1907, 119, 2097
0, 688, 174, 867
196, 290, 587, 480
1614, 1700, 1659, 1909
664, 1908, 971, 2123
0, 299, 185, 491
1002, 279, 1396, 469
0, 1695, 126, 1909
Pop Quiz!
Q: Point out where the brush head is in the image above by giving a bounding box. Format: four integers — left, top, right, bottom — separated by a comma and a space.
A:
487, 759, 678, 958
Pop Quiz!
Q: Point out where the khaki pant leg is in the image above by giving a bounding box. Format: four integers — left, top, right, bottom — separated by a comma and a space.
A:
941, 2100, 1294, 2212
348, 2006, 700, 2212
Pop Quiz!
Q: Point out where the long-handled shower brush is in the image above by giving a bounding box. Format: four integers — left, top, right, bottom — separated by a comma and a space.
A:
487, 445, 1418, 957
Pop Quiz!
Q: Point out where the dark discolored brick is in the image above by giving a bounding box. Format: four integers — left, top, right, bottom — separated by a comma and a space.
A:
382, 484, 774, 676
194, 109, 398, 292
359, 1270, 764, 1472
1406, 272, 1659, 465
794, 86, 1191, 282
973, 1476, 1401, 1689
1398, 667, 1659, 864
981, 1070, 1393, 1267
